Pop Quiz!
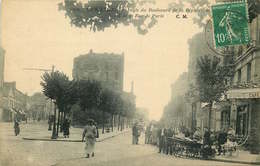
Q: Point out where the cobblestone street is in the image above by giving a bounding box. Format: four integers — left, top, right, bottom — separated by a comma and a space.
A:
0, 122, 254, 166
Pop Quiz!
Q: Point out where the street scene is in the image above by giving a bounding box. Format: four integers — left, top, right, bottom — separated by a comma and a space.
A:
1, 0, 260, 166
0, 122, 255, 166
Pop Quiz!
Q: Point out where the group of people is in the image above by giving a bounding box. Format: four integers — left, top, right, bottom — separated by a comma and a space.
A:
47, 116, 71, 138
13, 116, 99, 159
143, 122, 238, 157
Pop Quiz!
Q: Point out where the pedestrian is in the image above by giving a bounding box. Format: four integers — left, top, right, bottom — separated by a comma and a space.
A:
158, 126, 166, 153
217, 128, 227, 155
193, 127, 202, 142
82, 119, 98, 158
202, 127, 213, 158
145, 123, 153, 144
132, 122, 139, 144
14, 120, 20, 136
227, 126, 235, 141
164, 127, 174, 154
94, 122, 99, 139
63, 119, 70, 138
48, 115, 53, 131
151, 125, 158, 145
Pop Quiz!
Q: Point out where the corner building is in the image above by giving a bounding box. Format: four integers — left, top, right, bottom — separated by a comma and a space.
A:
73, 50, 124, 92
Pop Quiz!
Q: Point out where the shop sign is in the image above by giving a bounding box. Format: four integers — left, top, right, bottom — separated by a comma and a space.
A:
227, 88, 260, 99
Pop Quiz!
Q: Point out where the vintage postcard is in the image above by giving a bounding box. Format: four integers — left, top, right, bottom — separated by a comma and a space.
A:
0, 0, 260, 165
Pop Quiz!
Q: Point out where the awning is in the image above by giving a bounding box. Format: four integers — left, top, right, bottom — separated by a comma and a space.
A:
227, 88, 260, 99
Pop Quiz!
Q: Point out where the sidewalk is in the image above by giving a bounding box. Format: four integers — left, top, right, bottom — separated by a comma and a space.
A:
211, 150, 260, 165
22, 122, 129, 142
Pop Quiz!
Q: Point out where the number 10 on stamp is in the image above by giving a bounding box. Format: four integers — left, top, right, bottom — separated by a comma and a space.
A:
211, 2, 250, 48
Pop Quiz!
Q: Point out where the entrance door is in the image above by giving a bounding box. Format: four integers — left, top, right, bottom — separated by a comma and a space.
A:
236, 105, 248, 136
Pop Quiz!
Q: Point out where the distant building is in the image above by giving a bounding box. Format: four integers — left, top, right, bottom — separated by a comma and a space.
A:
162, 73, 190, 128
0, 47, 28, 122
170, 72, 188, 100
72, 50, 136, 126
0, 82, 28, 122
27, 92, 51, 121
73, 49, 124, 91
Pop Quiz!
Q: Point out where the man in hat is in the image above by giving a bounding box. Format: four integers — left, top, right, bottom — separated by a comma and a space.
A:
82, 119, 98, 158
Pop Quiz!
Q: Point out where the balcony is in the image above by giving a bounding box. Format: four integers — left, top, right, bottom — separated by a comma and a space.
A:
231, 81, 260, 89
235, 40, 259, 65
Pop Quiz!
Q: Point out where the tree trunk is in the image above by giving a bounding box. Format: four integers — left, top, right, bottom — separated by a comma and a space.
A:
111, 114, 114, 132
120, 117, 123, 131
114, 115, 116, 127
51, 101, 57, 139
61, 111, 66, 133
56, 110, 60, 137
118, 115, 120, 131
63, 111, 66, 123
208, 101, 213, 131
102, 111, 105, 134
60, 111, 64, 133
126, 118, 129, 128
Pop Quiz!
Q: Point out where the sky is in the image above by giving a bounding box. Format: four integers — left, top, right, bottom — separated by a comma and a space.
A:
1, 0, 206, 120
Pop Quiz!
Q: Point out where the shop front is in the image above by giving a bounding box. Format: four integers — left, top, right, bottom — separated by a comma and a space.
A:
227, 88, 260, 153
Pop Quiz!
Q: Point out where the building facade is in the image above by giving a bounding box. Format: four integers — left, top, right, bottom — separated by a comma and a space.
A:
27, 92, 51, 121
225, 15, 260, 151
73, 50, 124, 92
0, 82, 28, 122
186, 31, 220, 131
0, 47, 28, 122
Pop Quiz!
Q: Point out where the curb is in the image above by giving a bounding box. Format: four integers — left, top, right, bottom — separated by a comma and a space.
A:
206, 158, 260, 165
22, 130, 129, 143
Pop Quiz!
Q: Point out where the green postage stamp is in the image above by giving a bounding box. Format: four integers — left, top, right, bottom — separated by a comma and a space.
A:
211, 2, 250, 48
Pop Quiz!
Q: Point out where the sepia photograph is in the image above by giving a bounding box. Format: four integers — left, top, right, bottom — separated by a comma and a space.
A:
0, 0, 260, 165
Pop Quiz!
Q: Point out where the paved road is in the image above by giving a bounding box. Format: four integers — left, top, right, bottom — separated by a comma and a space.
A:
0, 122, 251, 166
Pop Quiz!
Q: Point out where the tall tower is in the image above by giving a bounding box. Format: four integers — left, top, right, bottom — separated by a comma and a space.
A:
0, 47, 5, 88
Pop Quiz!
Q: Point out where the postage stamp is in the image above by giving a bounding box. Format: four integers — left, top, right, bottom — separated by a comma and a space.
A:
211, 2, 250, 47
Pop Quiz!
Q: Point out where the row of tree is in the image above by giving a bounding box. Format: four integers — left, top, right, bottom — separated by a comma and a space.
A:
40, 70, 135, 139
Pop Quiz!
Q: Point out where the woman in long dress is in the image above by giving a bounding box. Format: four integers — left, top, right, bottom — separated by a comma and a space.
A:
82, 120, 97, 158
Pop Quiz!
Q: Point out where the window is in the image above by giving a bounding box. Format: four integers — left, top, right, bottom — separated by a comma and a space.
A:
237, 69, 241, 83
247, 62, 251, 82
